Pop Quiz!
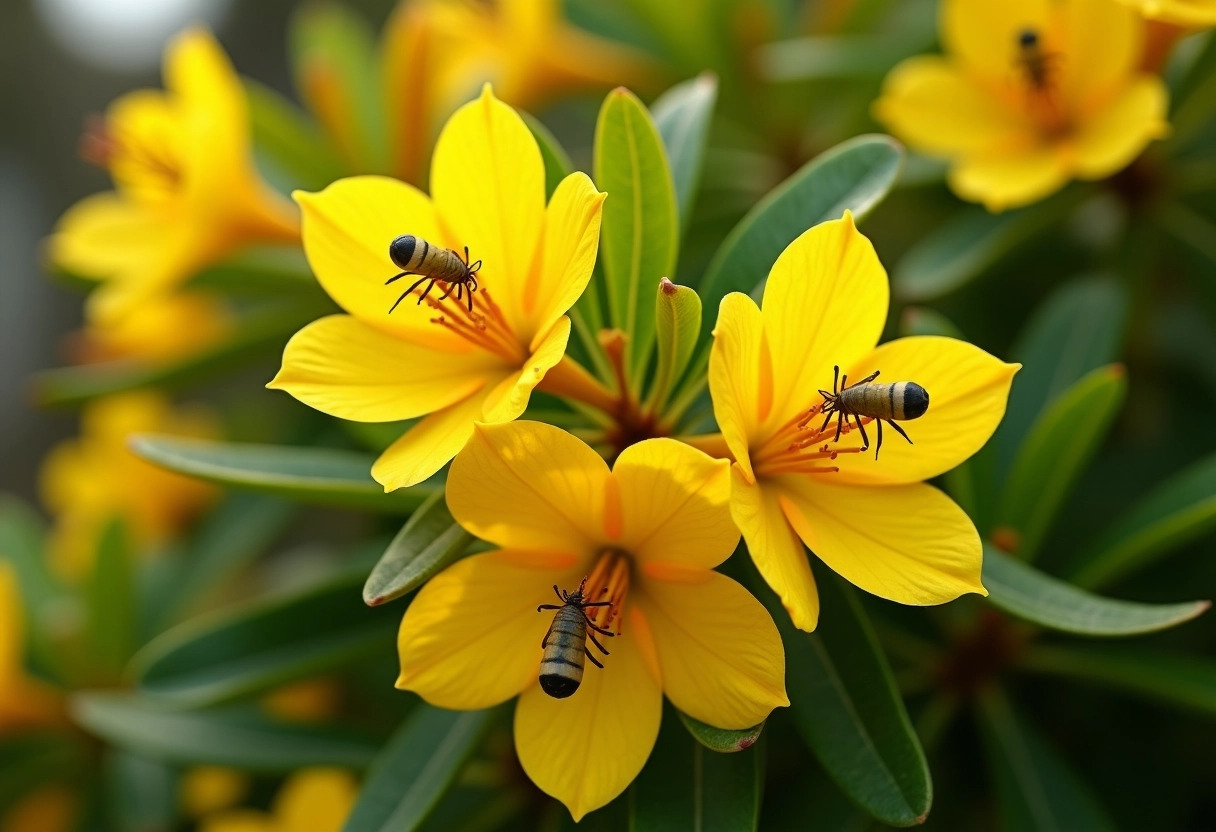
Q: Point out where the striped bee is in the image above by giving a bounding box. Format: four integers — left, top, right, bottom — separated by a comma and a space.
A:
818, 365, 930, 459
385, 235, 481, 313
536, 579, 614, 699
1015, 28, 1056, 93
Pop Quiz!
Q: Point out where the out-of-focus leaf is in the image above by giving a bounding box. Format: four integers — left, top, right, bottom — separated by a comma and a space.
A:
756, 36, 918, 81
128, 436, 433, 514
135, 570, 396, 708
676, 710, 764, 753
33, 303, 321, 408
0, 496, 61, 617
648, 278, 702, 413
104, 751, 177, 832
341, 704, 499, 832
1165, 30, 1216, 152
87, 519, 136, 676
246, 80, 345, 192
629, 710, 761, 831
72, 692, 378, 771
769, 569, 930, 827
520, 111, 572, 199
898, 307, 963, 339
1158, 201, 1216, 270
893, 194, 1079, 301
1020, 645, 1216, 719
996, 365, 1127, 561
363, 490, 472, 607
594, 87, 679, 386
982, 544, 1209, 636
652, 73, 718, 236
976, 689, 1115, 832
187, 246, 318, 295
1069, 453, 1216, 588
0, 734, 85, 816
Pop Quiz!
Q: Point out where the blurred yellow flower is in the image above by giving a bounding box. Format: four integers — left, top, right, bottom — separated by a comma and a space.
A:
200, 768, 357, 832
707, 213, 1018, 631
49, 29, 299, 325
0, 785, 75, 832
39, 392, 217, 578
874, 0, 1169, 211
269, 86, 606, 490
67, 291, 232, 366
397, 421, 787, 820
181, 767, 250, 819
0, 564, 62, 732
1119, 0, 1216, 25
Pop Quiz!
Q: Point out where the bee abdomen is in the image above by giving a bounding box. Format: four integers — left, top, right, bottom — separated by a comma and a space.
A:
388, 235, 466, 281
839, 382, 929, 421
539, 606, 587, 699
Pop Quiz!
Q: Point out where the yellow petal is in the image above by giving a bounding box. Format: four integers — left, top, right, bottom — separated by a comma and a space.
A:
430, 85, 545, 334
480, 316, 571, 424
275, 769, 357, 832
638, 570, 787, 729
874, 56, 1031, 157
446, 421, 609, 552
180, 767, 249, 818
833, 337, 1020, 486
294, 176, 461, 348
708, 292, 766, 481
0, 564, 26, 678
947, 145, 1071, 212
730, 468, 820, 631
268, 314, 494, 422
612, 439, 737, 570
942, 0, 1050, 84
370, 383, 504, 490
199, 810, 272, 832
526, 173, 606, 340
1057, 0, 1141, 111
761, 212, 888, 432
48, 193, 167, 281
515, 607, 662, 821
104, 89, 184, 203
1121, 0, 1216, 26
1073, 75, 1168, 179
779, 479, 985, 605
397, 549, 580, 709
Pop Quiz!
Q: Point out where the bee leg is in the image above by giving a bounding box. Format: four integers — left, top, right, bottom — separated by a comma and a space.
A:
854, 414, 869, 451
887, 419, 914, 445
834, 410, 845, 443
466, 285, 474, 313
463, 246, 470, 267
585, 617, 615, 637
585, 648, 605, 669
437, 281, 454, 301
819, 408, 833, 435
415, 279, 439, 304
541, 620, 555, 648
588, 631, 611, 656
856, 370, 880, 385
385, 270, 416, 286
875, 419, 883, 460
536, 603, 563, 612
832, 365, 840, 395
552, 585, 565, 603
389, 275, 432, 313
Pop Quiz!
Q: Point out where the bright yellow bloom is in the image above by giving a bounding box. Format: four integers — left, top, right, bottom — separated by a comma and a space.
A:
49, 29, 299, 325
397, 421, 787, 820
39, 393, 217, 578
181, 768, 250, 819
708, 213, 1018, 631
269, 86, 606, 490
874, 0, 1169, 211
199, 769, 357, 832
1119, 0, 1216, 25
0, 564, 62, 731
68, 291, 231, 365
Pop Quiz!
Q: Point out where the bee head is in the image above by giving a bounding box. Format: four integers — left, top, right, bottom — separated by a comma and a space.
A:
389, 235, 417, 269
1018, 28, 1039, 48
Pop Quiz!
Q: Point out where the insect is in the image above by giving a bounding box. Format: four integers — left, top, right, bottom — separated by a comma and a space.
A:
818, 365, 930, 459
535, 579, 615, 699
1015, 28, 1056, 93
385, 235, 481, 313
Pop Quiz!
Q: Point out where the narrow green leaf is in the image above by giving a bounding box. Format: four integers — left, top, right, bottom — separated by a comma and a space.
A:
364, 490, 473, 606
976, 689, 1115, 832
629, 710, 761, 831
72, 692, 378, 772
0, 496, 61, 620
652, 73, 718, 237
756, 35, 919, 81
594, 87, 679, 386
87, 519, 136, 675
1164, 30, 1216, 152
676, 710, 763, 753
1020, 645, 1216, 719
1069, 453, 1216, 588
246, 79, 346, 192
520, 111, 573, 199
982, 544, 1209, 636
128, 436, 433, 514
647, 278, 703, 413
769, 569, 931, 827
104, 751, 178, 832
996, 365, 1127, 560
341, 704, 499, 832
135, 570, 397, 708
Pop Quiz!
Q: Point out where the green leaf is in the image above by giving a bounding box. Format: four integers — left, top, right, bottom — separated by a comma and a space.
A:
0, 734, 85, 816
898, 307, 963, 339
647, 278, 703, 413
135, 570, 397, 708
770, 569, 931, 827
128, 435, 433, 514
652, 73, 718, 237
1020, 645, 1216, 719
520, 111, 573, 199
1069, 453, 1216, 588
363, 490, 473, 607
976, 689, 1115, 832
246, 79, 346, 192
629, 710, 761, 831
104, 751, 178, 832
982, 544, 1209, 636
995, 365, 1127, 561
187, 246, 318, 295
892, 193, 1080, 302
341, 704, 499, 832
87, 519, 136, 676
0, 496, 61, 619
676, 710, 764, 753
756, 35, 921, 81
594, 87, 679, 386
72, 692, 378, 772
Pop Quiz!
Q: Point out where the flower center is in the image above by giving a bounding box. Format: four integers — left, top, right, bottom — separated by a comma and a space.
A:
80, 115, 183, 203
415, 285, 528, 365
1013, 29, 1072, 137
751, 399, 870, 477
581, 548, 632, 636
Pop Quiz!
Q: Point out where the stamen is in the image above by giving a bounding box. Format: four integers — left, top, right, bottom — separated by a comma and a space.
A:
753, 399, 874, 478
582, 549, 631, 636
415, 285, 526, 364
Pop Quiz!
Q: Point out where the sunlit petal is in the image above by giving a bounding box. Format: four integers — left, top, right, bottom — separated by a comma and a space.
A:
48, 192, 166, 281
527, 173, 606, 340
942, 0, 1050, 84
1073, 75, 1168, 179
480, 317, 571, 424
947, 145, 1071, 212
708, 292, 767, 481
1057, 0, 1141, 111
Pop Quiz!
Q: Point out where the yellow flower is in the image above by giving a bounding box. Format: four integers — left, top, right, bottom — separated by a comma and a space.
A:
269, 86, 606, 491
181, 768, 250, 819
39, 393, 217, 579
199, 768, 357, 832
0, 564, 62, 731
49, 29, 299, 325
874, 0, 1169, 211
67, 291, 232, 365
1119, 0, 1216, 26
396, 421, 787, 820
707, 213, 1019, 631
